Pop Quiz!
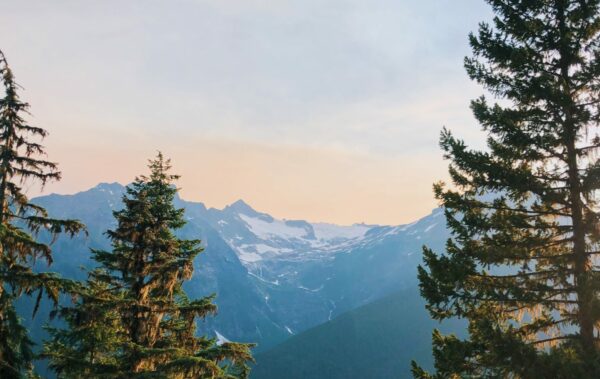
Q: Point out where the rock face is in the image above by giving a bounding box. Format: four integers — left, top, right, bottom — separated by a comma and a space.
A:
21, 183, 450, 353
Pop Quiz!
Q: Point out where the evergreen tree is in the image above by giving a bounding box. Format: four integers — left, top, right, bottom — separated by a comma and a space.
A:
44, 153, 253, 378
413, 1, 600, 378
0, 49, 85, 378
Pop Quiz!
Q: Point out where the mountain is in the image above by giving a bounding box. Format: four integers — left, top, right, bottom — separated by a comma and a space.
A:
251, 287, 465, 379
18, 182, 450, 357
22, 183, 290, 350
197, 195, 449, 335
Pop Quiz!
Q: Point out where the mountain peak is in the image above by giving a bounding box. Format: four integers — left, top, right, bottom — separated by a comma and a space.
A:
93, 182, 125, 192
225, 199, 258, 215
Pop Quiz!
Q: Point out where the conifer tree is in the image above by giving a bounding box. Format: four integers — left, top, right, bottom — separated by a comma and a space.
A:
413, 1, 600, 378
0, 49, 85, 378
44, 153, 253, 378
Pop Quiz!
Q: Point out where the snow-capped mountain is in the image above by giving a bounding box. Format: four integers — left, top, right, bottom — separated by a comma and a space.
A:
22, 183, 450, 354
206, 199, 375, 265
202, 198, 445, 268
187, 194, 449, 339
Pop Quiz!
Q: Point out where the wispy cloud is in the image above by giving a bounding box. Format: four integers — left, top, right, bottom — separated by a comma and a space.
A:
1, 0, 493, 224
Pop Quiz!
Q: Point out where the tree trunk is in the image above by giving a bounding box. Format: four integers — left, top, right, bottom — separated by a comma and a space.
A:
566, 138, 596, 352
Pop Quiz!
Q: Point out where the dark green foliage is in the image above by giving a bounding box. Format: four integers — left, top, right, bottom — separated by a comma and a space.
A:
252, 288, 465, 379
415, 1, 600, 378
0, 49, 85, 378
44, 154, 253, 378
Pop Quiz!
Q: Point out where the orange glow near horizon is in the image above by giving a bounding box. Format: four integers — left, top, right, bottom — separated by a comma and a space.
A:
2, 0, 491, 226
36, 136, 447, 226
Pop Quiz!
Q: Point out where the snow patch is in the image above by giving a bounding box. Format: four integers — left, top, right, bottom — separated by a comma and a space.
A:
235, 244, 295, 262
399, 220, 419, 231
328, 300, 337, 321
239, 252, 262, 263
312, 223, 370, 241
298, 285, 324, 292
248, 272, 280, 286
215, 330, 230, 346
253, 244, 293, 255
239, 214, 308, 239
424, 223, 438, 233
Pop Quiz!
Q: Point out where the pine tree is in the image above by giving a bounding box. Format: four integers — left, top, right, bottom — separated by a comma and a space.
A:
44, 153, 253, 378
0, 49, 85, 378
413, 1, 600, 378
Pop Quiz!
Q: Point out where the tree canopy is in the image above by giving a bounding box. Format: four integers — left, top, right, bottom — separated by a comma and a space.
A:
44, 153, 254, 378
0, 49, 85, 378
414, 1, 600, 377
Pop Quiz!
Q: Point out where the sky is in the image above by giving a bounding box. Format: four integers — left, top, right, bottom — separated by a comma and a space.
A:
0, 0, 493, 225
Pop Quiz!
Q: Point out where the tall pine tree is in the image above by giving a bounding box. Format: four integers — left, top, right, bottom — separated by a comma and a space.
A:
0, 49, 85, 378
44, 153, 253, 378
413, 1, 600, 378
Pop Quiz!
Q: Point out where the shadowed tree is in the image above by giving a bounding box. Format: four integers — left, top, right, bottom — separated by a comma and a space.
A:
0, 49, 85, 378
413, 1, 600, 378
44, 153, 253, 378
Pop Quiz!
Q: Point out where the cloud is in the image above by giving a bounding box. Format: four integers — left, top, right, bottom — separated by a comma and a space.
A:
1, 0, 493, 223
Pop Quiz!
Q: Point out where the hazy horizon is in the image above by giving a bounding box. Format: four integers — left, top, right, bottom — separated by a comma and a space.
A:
41, 180, 444, 227
2, 0, 492, 224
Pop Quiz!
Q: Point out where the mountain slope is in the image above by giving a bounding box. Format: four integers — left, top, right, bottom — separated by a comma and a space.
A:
19, 183, 450, 357
19, 183, 289, 354
251, 287, 465, 379
202, 199, 450, 334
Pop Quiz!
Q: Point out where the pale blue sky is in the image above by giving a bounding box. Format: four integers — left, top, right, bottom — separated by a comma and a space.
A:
1, 1, 493, 224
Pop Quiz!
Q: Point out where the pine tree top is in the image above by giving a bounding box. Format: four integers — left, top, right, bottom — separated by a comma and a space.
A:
44, 153, 254, 378
415, 1, 600, 377
0, 49, 86, 378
